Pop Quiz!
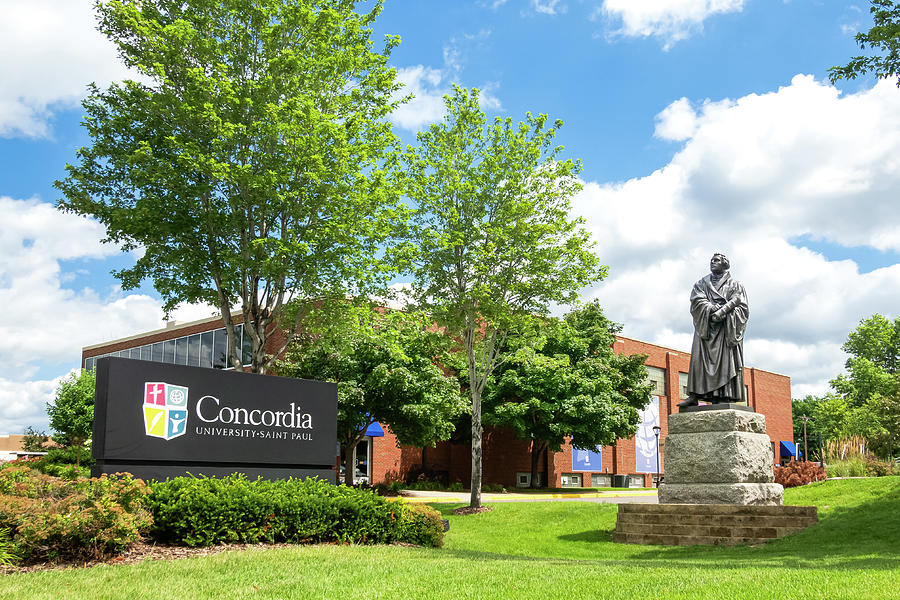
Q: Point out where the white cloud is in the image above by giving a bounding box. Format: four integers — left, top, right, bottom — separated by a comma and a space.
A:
0, 197, 212, 433
654, 97, 698, 141
391, 31, 502, 131
574, 76, 900, 397
0, 0, 131, 138
600, 0, 746, 48
533, 0, 566, 16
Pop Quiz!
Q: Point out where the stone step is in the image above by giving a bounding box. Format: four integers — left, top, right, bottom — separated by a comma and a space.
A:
613, 503, 818, 546
613, 532, 777, 547
618, 503, 817, 517
615, 513, 818, 528
615, 521, 806, 539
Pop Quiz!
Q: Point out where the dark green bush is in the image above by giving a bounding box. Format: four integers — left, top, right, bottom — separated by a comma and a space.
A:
148, 475, 443, 548
395, 503, 444, 548
0, 466, 152, 563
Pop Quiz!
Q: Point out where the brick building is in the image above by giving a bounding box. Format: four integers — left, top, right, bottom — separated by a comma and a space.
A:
83, 317, 794, 488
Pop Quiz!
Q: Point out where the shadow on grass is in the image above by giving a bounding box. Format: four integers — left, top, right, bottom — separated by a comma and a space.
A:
614, 480, 900, 570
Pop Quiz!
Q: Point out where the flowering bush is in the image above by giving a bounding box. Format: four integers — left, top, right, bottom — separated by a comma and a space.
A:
0, 466, 152, 563
774, 461, 826, 488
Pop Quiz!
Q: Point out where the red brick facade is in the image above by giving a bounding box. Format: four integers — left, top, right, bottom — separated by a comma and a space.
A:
84, 325, 793, 489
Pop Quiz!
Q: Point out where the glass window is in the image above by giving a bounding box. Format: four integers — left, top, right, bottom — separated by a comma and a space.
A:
163, 339, 176, 363
188, 334, 201, 367
139, 345, 150, 361
127, 347, 138, 360
200, 331, 214, 368
151, 342, 164, 362
174, 336, 187, 365
241, 324, 253, 366
85, 357, 95, 371
679, 372, 688, 399
212, 328, 227, 369
645, 366, 666, 396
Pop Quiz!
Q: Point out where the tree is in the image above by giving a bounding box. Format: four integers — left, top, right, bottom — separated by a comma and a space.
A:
829, 1, 900, 85
831, 315, 900, 405
56, 0, 404, 373
21, 426, 50, 453
276, 303, 468, 486
47, 369, 97, 466
399, 86, 606, 507
791, 396, 825, 461
485, 302, 651, 487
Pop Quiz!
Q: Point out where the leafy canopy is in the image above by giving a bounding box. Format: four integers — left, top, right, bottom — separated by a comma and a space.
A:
56, 0, 405, 372
276, 302, 467, 485
399, 86, 605, 505
830, 0, 900, 85
486, 302, 651, 482
48, 369, 96, 449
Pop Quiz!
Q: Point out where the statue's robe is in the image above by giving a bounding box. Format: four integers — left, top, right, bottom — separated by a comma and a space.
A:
687, 271, 749, 402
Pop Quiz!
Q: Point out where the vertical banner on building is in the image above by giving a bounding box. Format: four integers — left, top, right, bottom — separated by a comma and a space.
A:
634, 395, 660, 473
572, 445, 603, 471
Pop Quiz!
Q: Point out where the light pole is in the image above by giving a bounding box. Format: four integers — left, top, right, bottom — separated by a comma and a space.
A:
652, 425, 661, 487
798, 416, 813, 462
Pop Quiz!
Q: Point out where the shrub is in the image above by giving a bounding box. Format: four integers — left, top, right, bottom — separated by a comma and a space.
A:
865, 455, 897, 477
826, 457, 868, 478
0, 528, 15, 566
0, 467, 152, 563
148, 475, 442, 548
774, 461, 826, 488
395, 503, 444, 548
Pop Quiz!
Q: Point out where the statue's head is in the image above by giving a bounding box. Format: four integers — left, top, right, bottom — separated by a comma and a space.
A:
710, 253, 729, 274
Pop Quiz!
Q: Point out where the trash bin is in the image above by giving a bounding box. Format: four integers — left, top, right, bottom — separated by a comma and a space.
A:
612, 474, 629, 488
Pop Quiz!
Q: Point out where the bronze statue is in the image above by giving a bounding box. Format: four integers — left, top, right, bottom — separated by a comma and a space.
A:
678, 253, 749, 408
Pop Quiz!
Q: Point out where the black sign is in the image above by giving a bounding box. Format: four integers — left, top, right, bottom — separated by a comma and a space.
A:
92, 357, 337, 482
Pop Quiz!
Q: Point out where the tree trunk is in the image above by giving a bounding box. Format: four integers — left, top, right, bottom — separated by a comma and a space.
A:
343, 440, 360, 487
470, 386, 483, 508
530, 440, 546, 488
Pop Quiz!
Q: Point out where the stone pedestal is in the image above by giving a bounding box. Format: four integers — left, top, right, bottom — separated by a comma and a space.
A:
658, 408, 784, 506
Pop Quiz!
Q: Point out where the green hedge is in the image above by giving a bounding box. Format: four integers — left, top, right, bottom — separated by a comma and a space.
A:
149, 475, 444, 548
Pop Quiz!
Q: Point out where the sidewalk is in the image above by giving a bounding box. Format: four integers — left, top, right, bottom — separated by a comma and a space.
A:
393, 488, 659, 504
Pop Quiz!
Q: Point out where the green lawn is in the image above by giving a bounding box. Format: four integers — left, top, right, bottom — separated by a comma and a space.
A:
3, 477, 898, 600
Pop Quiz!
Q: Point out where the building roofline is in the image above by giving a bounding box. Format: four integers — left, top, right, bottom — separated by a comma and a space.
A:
82, 312, 236, 351
615, 334, 790, 380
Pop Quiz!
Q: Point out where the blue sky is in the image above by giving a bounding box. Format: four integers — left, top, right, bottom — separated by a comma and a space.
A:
2, 0, 898, 434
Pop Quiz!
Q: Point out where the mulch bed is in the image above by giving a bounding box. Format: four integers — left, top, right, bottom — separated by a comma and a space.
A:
0, 541, 291, 575
451, 505, 493, 516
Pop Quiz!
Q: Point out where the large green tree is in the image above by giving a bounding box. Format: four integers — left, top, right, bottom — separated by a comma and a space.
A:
276, 303, 468, 486
829, 0, 900, 85
57, 0, 404, 373
47, 369, 97, 466
831, 314, 900, 406
399, 86, 605, 507
485, 302, 651, 487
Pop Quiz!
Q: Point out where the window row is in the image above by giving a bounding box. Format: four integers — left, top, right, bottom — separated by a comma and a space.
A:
84, 323, 252, 372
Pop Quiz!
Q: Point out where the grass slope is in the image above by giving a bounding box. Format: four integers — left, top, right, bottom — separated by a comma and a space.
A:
2, 477, 897, 600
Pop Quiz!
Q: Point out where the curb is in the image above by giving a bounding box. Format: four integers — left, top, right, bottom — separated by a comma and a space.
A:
388, 490, 659, 504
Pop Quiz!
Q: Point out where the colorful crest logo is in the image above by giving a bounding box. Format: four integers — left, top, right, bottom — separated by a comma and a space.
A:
143, 382, 189, 440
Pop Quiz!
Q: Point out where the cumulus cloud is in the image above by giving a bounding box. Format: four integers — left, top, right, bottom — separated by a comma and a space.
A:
0, 197, 209, 433
391, 30, 502, 131
574, 76, 900, 397
0, 0, 131, 138
600, 0, 746, 48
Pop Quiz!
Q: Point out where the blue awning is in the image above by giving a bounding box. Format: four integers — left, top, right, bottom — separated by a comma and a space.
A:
362, 421, 385, 437
780, 441, 801, 458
